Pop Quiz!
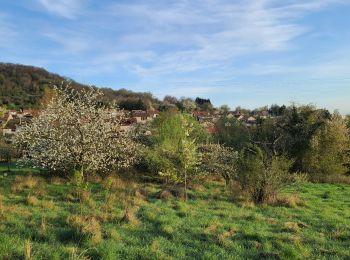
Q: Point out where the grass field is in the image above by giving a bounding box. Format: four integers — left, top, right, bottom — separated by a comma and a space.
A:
0, 164, 350, 259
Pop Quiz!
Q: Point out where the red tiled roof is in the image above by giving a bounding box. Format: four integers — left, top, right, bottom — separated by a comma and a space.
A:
193, 111, 210, 117
206, 127, 218, 134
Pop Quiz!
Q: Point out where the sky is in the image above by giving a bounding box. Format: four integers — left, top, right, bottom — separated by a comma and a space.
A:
1, 0, 350, 114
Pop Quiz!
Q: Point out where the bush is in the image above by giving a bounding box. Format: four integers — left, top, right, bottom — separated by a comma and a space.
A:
303, 113, 350, 180
235, 144, 292, 203
200, 143, 238, 186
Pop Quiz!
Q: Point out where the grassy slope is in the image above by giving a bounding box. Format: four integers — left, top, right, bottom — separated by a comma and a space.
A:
0, 164, 350, 259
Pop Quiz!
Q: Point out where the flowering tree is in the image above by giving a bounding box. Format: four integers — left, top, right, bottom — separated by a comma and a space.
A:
14, 85, 140, 179
200, 143, 238, 186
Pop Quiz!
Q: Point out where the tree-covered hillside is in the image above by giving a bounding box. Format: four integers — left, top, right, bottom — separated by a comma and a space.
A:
0, 63, 161, 110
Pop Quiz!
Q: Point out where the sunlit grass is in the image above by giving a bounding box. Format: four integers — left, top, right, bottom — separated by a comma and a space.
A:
0, 165, 349, 259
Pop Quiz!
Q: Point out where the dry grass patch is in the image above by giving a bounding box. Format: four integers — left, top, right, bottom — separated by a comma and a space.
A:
161, 225, 174, 236
128, 189, 147, 207
66, 215, 102, 245
26, 194, 39, 206
0, 194, 7, 219
24, 239, 32, 260
93, 212, 116, 223
331, 229, 350, 241
190, 183, 206, 192
67, 247, 90, 260
109, 228, 122, 241
150, 239, 161, 253
204, 222, 222, 235
269, 194, 303, 208
278, 233, 302, 244
49, 176, 65, 185
283, 222, 299, 232
282, 221, 308, 232
121, 208, 140, 227
11, 175, 40, 193
102, 176, 126, 190
40, 217, 48, 234
158, 190, 173, 200
239, 201, 256, 209
64, 193, 78, 202
217, 227, 237, 246
77, 190, 91, 204
41, 199, 55, 210
318, 175, 350, 185
33, 185, 47, 197
288, 234, 301, 244
266, 217, 278, 225
86, 174, 102, 183
0, 194, 4, 212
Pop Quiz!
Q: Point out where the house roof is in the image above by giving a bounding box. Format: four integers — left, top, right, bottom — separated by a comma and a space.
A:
193, 111, 210, 117
121, 118, 137, 126
132, 110, 148, 117
206, 127, 218, 134
247, 116, 256, 122
4, 117, 32, 130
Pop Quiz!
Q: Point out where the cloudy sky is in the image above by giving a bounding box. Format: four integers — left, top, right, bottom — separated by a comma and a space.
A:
1, 0, 350, 113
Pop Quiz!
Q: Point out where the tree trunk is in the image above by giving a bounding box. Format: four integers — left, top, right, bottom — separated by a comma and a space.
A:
224, 177, 230, 187
184, 171, 188, 202
6, 154, 11, 172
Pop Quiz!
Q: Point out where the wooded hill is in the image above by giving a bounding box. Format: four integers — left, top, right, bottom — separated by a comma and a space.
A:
0, 63, 161, 110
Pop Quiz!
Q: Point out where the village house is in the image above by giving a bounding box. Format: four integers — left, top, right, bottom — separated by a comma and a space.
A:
131, 110, 159, 124
118, 110, 160, 131
193, 111, 213, 123
0, 109, 35, 137
120, 117, 137, 132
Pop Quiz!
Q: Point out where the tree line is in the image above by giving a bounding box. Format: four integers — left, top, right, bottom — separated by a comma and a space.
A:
0, 63, 161, 110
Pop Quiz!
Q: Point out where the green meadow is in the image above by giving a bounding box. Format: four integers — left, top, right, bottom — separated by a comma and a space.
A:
0, 164, 349, 259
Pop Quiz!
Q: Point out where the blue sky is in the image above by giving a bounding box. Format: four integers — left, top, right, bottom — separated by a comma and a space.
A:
1, 0, 350, 113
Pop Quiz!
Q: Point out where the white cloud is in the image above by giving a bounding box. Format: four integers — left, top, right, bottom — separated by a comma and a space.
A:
43, 32, 91, 53
0, 14, 16, 47
32, 0, 349, 79
107, 0, 345, 77
36, 0, 85, 18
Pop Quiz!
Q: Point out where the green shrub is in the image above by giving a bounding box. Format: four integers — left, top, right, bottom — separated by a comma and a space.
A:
303, 113, 350, 181
236, 144, 292, 203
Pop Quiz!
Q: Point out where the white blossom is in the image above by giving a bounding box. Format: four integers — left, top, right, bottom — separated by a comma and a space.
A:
14, 85, 141, 178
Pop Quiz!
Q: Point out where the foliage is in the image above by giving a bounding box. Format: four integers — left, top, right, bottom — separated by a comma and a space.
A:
180, 98, 197, 112
146, 112, 203, 198
236, 144, 292, 203
0, 63, 161, 110
14, 85, 140, 178
200, 143, 238, 185
0, 63, 86, 109
346, 115, 350, 129
303, 112, 350, 180
251, 117, 282, 156
0, 136, 19, 172
151, 111, 208, 145
219, 105, 230, 114
195, 97, 213, 112
268, 104, 286, 116
277, 105, 331, 172
214, 117, 250, 151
